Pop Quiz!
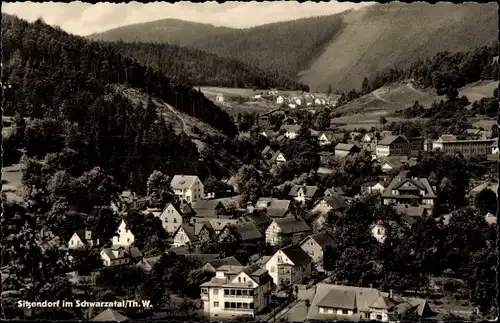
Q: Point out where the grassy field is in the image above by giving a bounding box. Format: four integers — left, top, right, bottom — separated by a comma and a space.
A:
2, 163, 24, 202
331, 80, 497, 131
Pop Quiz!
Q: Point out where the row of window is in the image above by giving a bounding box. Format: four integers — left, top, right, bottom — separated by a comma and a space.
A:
223, 302, 254, 309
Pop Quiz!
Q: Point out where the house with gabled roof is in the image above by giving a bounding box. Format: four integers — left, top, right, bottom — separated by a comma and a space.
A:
156, 201, 193, 234
68, 230, 100, 250
265, 217, 312, 246
312, 195, 349, 215
318, 131, 336, 146
376, 135, 411, 158
264, 245, 312, 286
288, 184, 325, 205
299, 231, 337, 272
171, 175, 204, 203
100, 245, 143, 267
360, 180, 387, 195
261, 145, 276, 159
255, 197, 293, 218
379, 156, 408, 173
334, 143, 361, 157
361, 132, 376, 143
200, 263, 274, 318
172, 222, 214, 247
269, 150, 287, 166
136, 255, 161, 272
281, 124, 301, 139
217, 222, 264, 244
201, 256, 242, 273
382, 176, 437, 214
191, 199, 226, 218
112, 220, 135, 247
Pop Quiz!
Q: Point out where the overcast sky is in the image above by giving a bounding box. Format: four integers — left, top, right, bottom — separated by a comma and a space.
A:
3, 1, 374, 36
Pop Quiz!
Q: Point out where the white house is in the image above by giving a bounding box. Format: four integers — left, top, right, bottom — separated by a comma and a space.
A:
281, 124, 300, 139
264, 245, 312, 286
312, 196, 348, 215
371, 221, 390, 244
200, 264, 274, 318
171, 175, 205, 203
100, 246, 143, 267
314, 98, 322, 105
361, 133, 376, 143
156, 202, 192, 234
295, 98, 302, 106
112, 220, 135, 247
276, 96, 284, 105
299, 232, 337, 272
361, 181, 387, 195
68, 230, 100, 250
288, 103, 297, 109
216, 93, 225, 102
269, 151, 287, 165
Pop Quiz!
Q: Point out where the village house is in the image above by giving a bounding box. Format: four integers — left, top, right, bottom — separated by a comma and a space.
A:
216, 93, 225, 102
200, 264, 274, 318
241, 209, 273, 233
201, 257, 243, 273
68, 230, 100, 250
217, 222, 264, 244
156, 201, 193, 234
299, 232, 337, 272
260, 130, 277, 138
379, 156, 415, 173
172, 222, 214, 247
432, 135, 496, 158
276, 96, 284, 105
264, 245, 312, 286
361, 132, 376, 143
255, 197, 293, 218
112, 220, 135, 247
136, 255, 161, 272
312, 195, 349, 215
307, 284, 432, 321
382, 176, 437, 214
360, 180, 387, 195
171, 175, 205, 203
376, 135, 411, 158
265, 217, 312, 246
288, 184, 325, 205
324, 187, 345, 197
191, 199, 226, 218
100, 220, 142, 267
269, 151, 287, 166
318, 131, 336, 146
281, 124, 301, 139
334, 143, 361, 158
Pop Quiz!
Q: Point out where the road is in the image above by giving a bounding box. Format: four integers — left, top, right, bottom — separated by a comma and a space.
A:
372, 88, 393, 104
406, 82, 426, 95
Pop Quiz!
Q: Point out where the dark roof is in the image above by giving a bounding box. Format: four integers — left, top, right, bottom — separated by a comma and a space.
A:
246, 211, 272, 226
280, 245, 312, 265
175, 224, 198, 242
378, 135, 409, 145
207, 256, 242, 269
288, 185, 324, 198
335, 143, 359, 151
322, 195, 348, 210
317, 289, 357, 310
274, 217, 311, 234
234, 222, 264, 241
304, 231, 337, 249
191, 200, 224, 211
382, 177, 436, 198
183, 253, 219, 264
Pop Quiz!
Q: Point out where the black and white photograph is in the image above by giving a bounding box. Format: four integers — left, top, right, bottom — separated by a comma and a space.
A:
1, 1, 498, 321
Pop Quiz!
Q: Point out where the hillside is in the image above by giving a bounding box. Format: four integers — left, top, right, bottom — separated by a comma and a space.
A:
1, 14, 238, 192
89, 3, 497, 91
87, 18, 235, 45
104, 41, 308, 90
298, 2, 498, 90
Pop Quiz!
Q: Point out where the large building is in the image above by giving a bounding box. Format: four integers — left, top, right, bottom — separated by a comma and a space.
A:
381, 176, 437, 214
171, 175, 205, 203
432, 135, 495, 158
200, 264, 274, 318
375, 135, 411, 157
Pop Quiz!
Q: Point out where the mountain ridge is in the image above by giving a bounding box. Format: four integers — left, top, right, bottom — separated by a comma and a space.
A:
88, 2, 498, 91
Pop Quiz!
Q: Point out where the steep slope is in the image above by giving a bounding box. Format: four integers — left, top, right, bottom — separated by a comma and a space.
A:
1, 14, 238, 191
299, 2, 498, 91
87, 18, 235, 45
105, 41, 308, 90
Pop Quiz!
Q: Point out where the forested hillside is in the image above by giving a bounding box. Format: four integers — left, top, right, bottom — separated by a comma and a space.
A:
90, 14, 345, 80
1, 14, 236, 192
87, 18, 235, 46
106, 41, 309, 90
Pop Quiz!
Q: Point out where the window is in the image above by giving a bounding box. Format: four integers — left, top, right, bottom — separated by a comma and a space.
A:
319, 307, 324, 314
224, 289, 229, 296
249, 303, 254, 309
342, 309, 348, 314
365, 313, 370, 319
248, 290, 254, 296
201, 288, 208, 295
271, 266, 275, 273
376, 315, 382, 320
243, 277, 246, 282
127, 238, 130, 242
213, 288, 219, 295
173, 218, 177, 223
238, 277, 241, 283
242, 290, 248, 296
236, 290, 242, 296
213, 302, 219, 307
224, 302, 230, 309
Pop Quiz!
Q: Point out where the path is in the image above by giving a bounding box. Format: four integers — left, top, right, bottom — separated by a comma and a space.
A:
372, 89, 392, 104
406, 82, 426, 95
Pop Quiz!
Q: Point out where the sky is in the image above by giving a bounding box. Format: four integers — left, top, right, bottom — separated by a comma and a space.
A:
2, 1, 374, 36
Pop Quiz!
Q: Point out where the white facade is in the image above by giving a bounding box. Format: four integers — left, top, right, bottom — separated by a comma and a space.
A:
100, 248, 130, 267
112, 220, 135, 247
285, 131, 298, 140
201, 270, 272, 318
216, 94, 224, 102
158, 203, 185, 234
314, 98, 321, 105
172, 226, 193, 247
171, 175, 204, 203
288, 103, 297, 109
275, 153, 287, 164
294, 187, 307, 204
68, 234, 85, 250
312, 199, 333, 215
375, 145, 390, 158
264, 249, 311, 286
319, 307, 355, 316
362, 134, 374, 143
276, 96, 284, 105
492, 146, 499, 154
299, 237, 323, 266
319, 134, 332, 146
371, 224, 387, 244
381, 162, 394, 173
265, 221, 282, 246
